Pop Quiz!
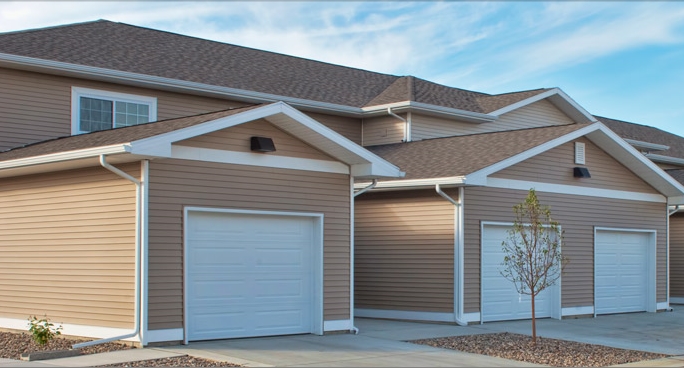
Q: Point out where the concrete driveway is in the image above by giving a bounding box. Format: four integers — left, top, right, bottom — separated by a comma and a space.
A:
159, 308, 684, 367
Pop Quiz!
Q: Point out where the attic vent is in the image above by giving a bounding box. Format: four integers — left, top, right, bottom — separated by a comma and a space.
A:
575, 142, 586, 165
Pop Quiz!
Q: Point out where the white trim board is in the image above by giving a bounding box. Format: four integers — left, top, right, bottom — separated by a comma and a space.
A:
561, 306, 594, 316
324, 320, 353, 332
657, 302, 670, 310
0, 317, 138, 342
355, 309, 456, 323
172, 145, 350, 174
669, 297, 684, 305
486, 177, 666, 203
147, 328, 184, 343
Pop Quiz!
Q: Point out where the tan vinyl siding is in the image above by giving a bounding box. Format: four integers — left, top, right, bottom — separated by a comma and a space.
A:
0, 163, 138, 329
0, 68, 241, 151
411, 100, 575, 141
463, 186, 667, 313
496, 99, 575, 128
492, 137, 659, 194
355, 190, 455, 312
362, 114, 406, 146
670, 213, 684, 298
147, 159, 351, 330
306, 112, 362, 145
176, 119, 336, 160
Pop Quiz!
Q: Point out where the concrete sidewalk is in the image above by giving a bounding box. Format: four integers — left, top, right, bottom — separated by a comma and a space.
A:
0, 349, 185, 367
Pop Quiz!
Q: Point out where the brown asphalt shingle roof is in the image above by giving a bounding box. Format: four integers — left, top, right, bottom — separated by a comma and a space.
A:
0, 20, 550, 113
367, 124, 588, 180
597, 116, 684, 160
0, 104, 262, 162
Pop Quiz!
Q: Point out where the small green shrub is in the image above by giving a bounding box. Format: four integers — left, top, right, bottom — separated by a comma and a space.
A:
27, 315, 63, 345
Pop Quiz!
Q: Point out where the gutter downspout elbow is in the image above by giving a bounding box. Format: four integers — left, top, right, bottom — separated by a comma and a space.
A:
74, 155, 142, 348
387, 107, 409, 142
354, 179, 377, 197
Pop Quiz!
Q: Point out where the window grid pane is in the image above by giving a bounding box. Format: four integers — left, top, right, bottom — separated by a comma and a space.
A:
114, 101, 150, 128
79, 97, 113, 132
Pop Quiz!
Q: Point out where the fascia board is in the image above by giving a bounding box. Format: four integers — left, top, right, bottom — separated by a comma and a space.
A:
588, 123, 684, 196
624, 139, 670, 152
489, 88, 597, 124
0, 144, 128, 170
644, 153, 684, 166
467, 123, 601, 180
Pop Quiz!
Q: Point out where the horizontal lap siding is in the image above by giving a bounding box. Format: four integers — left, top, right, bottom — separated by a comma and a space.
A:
362, 115, 405, 146
412, 100, 575, 141
464, 187, 666, 313
355, 190, 455, 312
306, 112, 362, 145
0, 68, 242, 151
492, 137, 658, 193
0, 164, 138, 329
177, 119, 335, 160
147, 159, 351, 330
670, 214, 684, 298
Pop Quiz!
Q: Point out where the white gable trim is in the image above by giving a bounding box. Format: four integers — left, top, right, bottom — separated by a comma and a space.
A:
466, 122, 684, 202
129, 102, 403, 178
489, 88, 597, 124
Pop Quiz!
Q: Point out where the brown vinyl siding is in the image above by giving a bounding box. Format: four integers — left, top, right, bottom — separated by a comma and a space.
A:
0, 163, 138, 328
670, 213, 684, 298
362, 114, 406, 146
464, 186, 667, 313
147, 159, 351, 330
306, 112, 362, 145
0, 68, 241, 151
354, 190, 455, 312
176, 119, 336, 161
411, 100, 575, 141
492, 137, 659, 194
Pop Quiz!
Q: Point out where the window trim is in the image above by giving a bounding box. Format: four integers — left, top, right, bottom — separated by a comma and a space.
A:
71, 87, 158, 135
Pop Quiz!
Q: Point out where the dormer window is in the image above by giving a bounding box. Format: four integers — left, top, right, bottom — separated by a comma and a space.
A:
71, 87, 157, 135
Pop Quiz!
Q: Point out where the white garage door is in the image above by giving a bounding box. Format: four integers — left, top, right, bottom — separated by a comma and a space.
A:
186, 211, 316, 341
481, 224, 555, 322
595, 230, 650, 315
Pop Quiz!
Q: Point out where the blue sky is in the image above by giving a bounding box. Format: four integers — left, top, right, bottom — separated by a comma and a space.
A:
2, 1, 684, 136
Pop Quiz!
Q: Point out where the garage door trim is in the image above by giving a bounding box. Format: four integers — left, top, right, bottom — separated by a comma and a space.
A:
480, 221, 562, 322
182, 207, 324, 344
593, 227, 656, 317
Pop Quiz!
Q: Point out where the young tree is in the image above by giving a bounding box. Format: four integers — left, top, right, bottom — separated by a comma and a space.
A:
500, 189, 567, 344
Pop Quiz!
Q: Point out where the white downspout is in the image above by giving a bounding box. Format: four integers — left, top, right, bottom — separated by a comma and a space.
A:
667, 205, 681, 312
348, 179, 379, 335
74, 155, 143, 348
435, 184, 467, 326
387, 107, 408, 143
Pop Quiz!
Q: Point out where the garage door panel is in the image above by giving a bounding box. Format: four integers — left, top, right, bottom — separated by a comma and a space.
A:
595, 230, 650, 315
481, 224, 554, 322
187, 212, 316, 341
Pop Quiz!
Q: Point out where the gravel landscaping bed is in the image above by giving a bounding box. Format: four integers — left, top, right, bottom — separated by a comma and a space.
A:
411, 332, 668, 367
95, 355, 241, 367
0, 330, 135, 360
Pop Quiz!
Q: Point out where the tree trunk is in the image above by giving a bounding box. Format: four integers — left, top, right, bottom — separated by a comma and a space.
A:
531, 293, 537, 345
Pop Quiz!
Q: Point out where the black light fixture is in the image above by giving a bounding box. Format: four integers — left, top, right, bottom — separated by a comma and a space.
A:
573, 167, 591, 178
250, 136, 276, 152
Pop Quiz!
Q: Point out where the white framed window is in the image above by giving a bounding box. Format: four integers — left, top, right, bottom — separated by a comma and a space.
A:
71, 87, 158, 135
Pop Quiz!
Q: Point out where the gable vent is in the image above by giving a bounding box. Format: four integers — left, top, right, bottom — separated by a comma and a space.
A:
575, 142, 586, 165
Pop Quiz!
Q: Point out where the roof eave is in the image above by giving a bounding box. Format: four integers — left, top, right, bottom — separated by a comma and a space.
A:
354, 176, 467, 191
362, 101, 495, 123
